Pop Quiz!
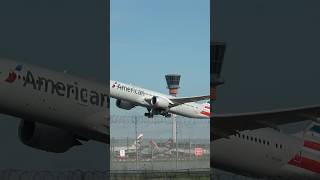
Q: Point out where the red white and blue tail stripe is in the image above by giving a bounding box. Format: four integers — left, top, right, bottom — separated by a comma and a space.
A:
287, 123, 320, 175
200, 101, 210, 117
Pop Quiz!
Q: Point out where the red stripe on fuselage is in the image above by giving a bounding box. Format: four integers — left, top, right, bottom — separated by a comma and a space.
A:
304, 140, 320, 151
201, 111, 210, 117
288, 155, 320, 174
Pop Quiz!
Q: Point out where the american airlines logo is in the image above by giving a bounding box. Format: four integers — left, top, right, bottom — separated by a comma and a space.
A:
112, 81, 145, 96
5, 65, 109, 107
5, 64, 22, 83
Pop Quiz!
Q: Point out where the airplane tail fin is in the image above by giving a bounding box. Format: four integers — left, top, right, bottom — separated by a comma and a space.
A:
149, 140, 160, 151
136, 133, 144, 143
302, 122, 320, 152
131, 133, 143, 149
164, 138, 174, 150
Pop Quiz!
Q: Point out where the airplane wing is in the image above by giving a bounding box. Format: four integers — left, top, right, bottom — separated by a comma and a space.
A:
169, 95, 210, 105
212, 105, 320, 140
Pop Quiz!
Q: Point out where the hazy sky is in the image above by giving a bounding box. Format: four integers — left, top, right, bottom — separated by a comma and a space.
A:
110, 0, 210, 112
0, 0, 108, 170
110, 0, 210, 140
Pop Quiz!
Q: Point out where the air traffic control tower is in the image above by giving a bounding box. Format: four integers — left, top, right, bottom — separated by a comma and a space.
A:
211, 41, 226, 100
165, 74, 180, 96
165, 74, 181, 143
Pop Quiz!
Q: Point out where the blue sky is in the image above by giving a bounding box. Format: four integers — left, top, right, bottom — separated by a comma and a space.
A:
111, 0, 210, 115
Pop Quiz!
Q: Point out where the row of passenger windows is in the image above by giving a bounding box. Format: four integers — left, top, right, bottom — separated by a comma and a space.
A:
235, 133, 284, 149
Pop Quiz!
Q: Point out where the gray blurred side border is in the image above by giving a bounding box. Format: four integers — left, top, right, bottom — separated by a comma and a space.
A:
0, 169, 212, 180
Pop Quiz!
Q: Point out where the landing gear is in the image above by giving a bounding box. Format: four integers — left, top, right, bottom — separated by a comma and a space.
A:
144, 112, 154, 118
164, 113, 172, 118
161, 111, 172, 118
144, 108, 172, 118
144, 108, 154, 118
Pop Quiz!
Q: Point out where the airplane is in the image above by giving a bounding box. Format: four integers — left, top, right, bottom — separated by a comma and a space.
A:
110, 80, 210, 119
211, 43, 320, 179
149, 138, 174, 157
0, 59, 109, 153
171, 146, 210, 157
113, 133, 144, 158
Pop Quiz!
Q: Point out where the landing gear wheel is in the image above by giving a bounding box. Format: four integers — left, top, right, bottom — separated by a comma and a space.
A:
144, 113, 153, 118
144, 109, 154, 118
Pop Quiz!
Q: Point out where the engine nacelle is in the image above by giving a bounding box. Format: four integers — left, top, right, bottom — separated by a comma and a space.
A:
116, 99, 135, 110
150, 96, 170, 109
18, 120, 81, 153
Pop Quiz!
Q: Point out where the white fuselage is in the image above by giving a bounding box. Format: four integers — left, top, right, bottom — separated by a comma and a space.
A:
0, 59, 109, 143
212, 128, 320, 179
110, 80, 209, 119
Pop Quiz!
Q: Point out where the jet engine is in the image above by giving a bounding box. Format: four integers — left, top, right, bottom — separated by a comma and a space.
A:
18, 120, 81, 153
150, 96, 170, 109
116, 99, 135, 110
